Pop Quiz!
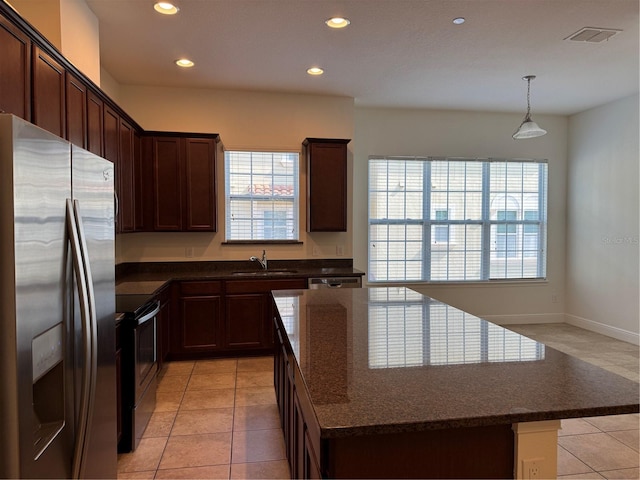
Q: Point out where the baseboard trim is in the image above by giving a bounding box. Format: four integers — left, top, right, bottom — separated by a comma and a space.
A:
565, 314, 640, 346
481, 313, 565, 325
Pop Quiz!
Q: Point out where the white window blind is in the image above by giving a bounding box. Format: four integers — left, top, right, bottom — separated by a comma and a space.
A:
225, 151, 299, 241
368, 157, 548, 282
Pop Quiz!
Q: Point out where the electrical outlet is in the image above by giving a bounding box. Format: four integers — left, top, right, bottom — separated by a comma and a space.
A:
551, 294, 558, 303
522, 458, 543, 479
336, 245, 344, 256
312, 245, 320, 256
185, 247, 194, 258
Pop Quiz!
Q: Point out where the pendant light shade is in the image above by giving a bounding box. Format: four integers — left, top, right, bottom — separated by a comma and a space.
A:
513, 75, 547, 139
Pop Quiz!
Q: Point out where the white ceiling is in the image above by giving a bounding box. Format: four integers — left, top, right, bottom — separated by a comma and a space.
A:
85, 0, 639, 115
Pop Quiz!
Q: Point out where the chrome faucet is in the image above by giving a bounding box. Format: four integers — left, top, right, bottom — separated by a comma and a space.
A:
250, 250, 268, 270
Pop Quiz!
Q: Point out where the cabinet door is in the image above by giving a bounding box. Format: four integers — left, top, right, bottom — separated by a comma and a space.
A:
225, 293, 267, 349
86, 91, 103, 156
184, 137, 217, 231
0, 16, 30, 120
103, 106, 119, 163
32, 46, 65, 138
305, 139, 349, 232
118, 118, 135, 232
180, 296, 223, 352
65, 73, 87, 148
153, 137, 183, 231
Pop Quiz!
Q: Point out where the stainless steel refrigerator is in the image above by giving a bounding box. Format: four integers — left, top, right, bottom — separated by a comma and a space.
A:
0, 114, 117, 478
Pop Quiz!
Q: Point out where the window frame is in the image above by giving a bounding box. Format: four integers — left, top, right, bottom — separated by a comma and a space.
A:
368, 156, 548, 283
224, 150, 300, 242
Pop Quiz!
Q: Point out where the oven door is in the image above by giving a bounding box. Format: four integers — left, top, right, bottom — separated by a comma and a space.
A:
134, 300, 160, 401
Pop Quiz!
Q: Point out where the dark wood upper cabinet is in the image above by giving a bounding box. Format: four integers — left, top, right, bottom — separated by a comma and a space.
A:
119, 118, 135, 232
32, 46, 66, 138
86, 91, 104, 156
304, 138, 350, 232
152, 136, 183, 231
0, 15, 31, 120
185, 137, 217, 231
146, 133, 219, 232
103, 105, 119, 163
65, 72, 87, 148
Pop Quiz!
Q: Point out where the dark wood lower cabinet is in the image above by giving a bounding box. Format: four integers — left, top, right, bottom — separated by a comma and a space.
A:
168, 278, 306, 360
172, 281, 223, 358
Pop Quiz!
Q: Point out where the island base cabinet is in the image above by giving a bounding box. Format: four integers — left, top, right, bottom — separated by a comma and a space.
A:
323, 426, 514, 479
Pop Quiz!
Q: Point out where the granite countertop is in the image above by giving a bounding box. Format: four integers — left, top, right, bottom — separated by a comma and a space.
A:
115, 259, 365, 296
272, 287, 640, 438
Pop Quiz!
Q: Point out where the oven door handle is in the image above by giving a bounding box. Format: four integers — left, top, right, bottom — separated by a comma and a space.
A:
137, 302, 160, 325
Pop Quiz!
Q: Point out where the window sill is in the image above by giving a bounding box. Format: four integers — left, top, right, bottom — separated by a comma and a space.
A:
222, 240, 303, 245
368, 278, 548, 288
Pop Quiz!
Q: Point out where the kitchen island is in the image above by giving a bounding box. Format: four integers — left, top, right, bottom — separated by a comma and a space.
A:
272, 287, 639, 479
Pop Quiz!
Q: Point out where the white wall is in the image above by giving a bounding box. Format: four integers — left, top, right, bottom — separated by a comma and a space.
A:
115, 86, 354, 264
565, 94, 639, 344
9, 0, 101, 85
353, 107, 568, 323
59, 0, 100, 85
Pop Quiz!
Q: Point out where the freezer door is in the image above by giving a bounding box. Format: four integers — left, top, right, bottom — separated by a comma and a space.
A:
71, 146, 116, 479
0, 115, 74, 479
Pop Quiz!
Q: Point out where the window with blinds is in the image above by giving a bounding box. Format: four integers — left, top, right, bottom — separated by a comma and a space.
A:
225, 151, 299, 241
368, 157, 548, 282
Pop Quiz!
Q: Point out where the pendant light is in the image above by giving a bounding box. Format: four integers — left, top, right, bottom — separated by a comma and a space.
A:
513, 75, 547, 139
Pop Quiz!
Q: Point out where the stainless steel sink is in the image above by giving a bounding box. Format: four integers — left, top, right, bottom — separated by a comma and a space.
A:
231, 270, 297, 276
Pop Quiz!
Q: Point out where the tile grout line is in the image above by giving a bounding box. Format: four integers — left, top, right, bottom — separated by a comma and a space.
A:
153, 362, 193, 479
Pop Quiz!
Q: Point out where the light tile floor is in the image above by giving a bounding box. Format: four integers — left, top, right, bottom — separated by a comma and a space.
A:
117, 356, 290, 480
117, 324, 639, 479
507, 323, 639, 480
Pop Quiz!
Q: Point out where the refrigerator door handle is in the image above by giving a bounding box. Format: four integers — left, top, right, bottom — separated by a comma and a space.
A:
73, 199, 99, 479
66, 199, 96, 480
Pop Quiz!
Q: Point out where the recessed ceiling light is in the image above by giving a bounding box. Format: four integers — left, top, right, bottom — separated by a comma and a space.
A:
325, 17, 350, 29
452, 17, 465, 25
154, 2, 179, 15
307, 67, 324, 76
175, 58, 194, 68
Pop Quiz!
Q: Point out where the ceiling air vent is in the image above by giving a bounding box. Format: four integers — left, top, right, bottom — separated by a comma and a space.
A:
565, 27, 621, 43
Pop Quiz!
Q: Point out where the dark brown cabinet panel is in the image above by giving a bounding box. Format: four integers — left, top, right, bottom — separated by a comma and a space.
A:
103, 105, 119, 162
118, 118, 135, 232
225, 278, 306, 353
147, 134, 219, 232
185, 138, 217, 231
173, 281, 223, 357
86, 91, 104, 156
65, 73, 87, 148
32, 46, 65, 138
304, 138, 350, 232
0, 15, 30, 120
225, 293, 267, 349
152, 136, 182, 231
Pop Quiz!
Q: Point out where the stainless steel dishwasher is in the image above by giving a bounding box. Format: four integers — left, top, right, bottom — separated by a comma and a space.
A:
307, 277, 362, 289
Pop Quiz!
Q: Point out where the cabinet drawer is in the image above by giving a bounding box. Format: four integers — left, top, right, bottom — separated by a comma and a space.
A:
180, 281, 222, 296
225, 278, 307, 294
